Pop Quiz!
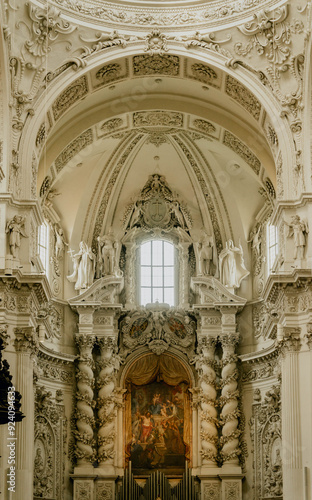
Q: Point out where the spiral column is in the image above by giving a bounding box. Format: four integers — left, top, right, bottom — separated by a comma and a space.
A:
74, 333, 96, 467
195, 336, 218, 467
220, 332, 240, 465
97, 336, 120, 470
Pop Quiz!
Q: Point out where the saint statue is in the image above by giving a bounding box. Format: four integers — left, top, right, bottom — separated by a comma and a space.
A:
219, 240, 249, 289
97, 230, 120, 277
285, 215, 308, 259
196, 234, 214, 275
5, 215, 28, 258
67, 242, 95, 291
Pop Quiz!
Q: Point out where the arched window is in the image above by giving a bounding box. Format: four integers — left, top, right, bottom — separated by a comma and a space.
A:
140, 240, 175, 306
38, 222, 49, 274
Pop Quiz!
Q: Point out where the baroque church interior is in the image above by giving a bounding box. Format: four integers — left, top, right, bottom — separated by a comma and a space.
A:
0, 0, 312, 499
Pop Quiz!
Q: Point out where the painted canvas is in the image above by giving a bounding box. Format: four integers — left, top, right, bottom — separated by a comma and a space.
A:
129, 380, 188, 472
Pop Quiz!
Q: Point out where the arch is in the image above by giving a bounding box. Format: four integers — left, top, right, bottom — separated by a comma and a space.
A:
18, 45, 295, 197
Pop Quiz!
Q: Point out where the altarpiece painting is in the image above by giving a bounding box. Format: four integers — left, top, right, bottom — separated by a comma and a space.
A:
125, 354, 191, 474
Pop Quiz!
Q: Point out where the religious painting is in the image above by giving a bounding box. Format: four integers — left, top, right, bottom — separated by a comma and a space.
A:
127, 380, 190, 474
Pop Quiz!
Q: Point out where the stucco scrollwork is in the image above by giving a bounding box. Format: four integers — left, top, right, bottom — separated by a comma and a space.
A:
34, 386, 66, 500
119, 308, 196, 359
123, 173, 192, 233
25, 4, 76, 58
250, 385, 282, 499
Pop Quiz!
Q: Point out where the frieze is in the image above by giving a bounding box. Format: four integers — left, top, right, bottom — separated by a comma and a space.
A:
51, 0, 279, 28
225, 75, 261, 120
242, 361, 277, 382
52, 76, 89, 121
55, 129, 93, 173
222, 131, 261, 175
133, 54, 180, 76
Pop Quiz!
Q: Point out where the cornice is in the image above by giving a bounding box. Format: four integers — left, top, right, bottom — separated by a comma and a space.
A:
239, 341, 277, 365
263, 269, 312, 303
270, 193, 312, 225
38, 343, 75, 364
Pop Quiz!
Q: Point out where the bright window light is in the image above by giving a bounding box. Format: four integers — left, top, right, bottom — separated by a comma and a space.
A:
140, 240, 175, 306
38, 223, 49, 273
267, 224, 278, 272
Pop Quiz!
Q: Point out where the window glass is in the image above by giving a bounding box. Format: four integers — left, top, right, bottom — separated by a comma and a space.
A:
267, 224, 278, 272
38, 223, 49, 273
140, 240, 175, 306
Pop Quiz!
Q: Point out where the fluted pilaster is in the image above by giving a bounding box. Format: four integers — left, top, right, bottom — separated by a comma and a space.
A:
279, 328, 303, 500
220, 333, 240, 465
14, 327, 38, 500
195, 337, 218, 466
97, 336, 120, 468
74, 333, 96, 466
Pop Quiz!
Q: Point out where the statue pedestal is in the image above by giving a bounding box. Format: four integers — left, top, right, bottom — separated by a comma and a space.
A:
72, 472, 116, 500
199, 470, 244, 500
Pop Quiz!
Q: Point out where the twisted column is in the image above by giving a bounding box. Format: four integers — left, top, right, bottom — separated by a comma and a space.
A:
74, 334, 96, 466
195, 337, 218, 465
220, 333, 241, 465
97, 337, 120, 467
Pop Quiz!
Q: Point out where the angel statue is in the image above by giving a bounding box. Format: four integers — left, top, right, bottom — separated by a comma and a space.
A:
6, 215, 28, 259
219, 240, 249, 290
54, 225, 68, 259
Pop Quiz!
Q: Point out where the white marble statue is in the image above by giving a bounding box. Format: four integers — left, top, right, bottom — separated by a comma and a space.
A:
219, 240, 249, 289
97, 231, 120, 277
247, 224, 262, 257
54, 225, 68, 259
5, 215, 28, 258
285, 215, 308, 259
67, 242, 95, 291
196, 234, 214, 275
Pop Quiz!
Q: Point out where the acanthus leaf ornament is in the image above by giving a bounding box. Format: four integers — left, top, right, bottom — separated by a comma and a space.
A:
25, 4, 76, 58
237, 6, 290, 69
184, 31, 232, 58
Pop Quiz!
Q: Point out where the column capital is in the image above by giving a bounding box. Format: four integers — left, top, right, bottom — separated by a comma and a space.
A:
74, 333, 95, 355
14, 326, 38, 354
278, 327, 301, 355
220, 332, 240, 349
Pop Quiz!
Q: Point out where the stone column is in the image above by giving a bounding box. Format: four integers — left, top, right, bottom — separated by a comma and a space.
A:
74, 333, 96, 470
97, 336, 120, 474
14, 327, 38, 500
220, 331, 240, 466
279, 327, 303, 500
195, 336, 218, 469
